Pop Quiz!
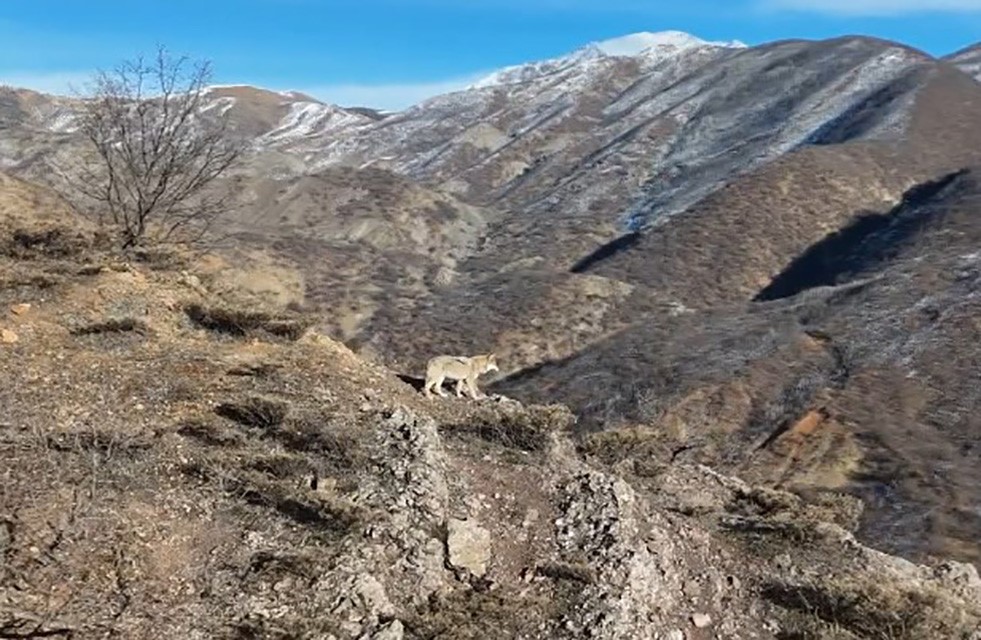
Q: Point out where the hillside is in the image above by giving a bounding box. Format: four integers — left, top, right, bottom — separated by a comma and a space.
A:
4, 172, 981, 639
494, 166, 981, 564
221, 166, 498, 341
947, 43, 981, 81
1, 30, 981, 575
356, 59, 981, 370
344, 40, 981, 567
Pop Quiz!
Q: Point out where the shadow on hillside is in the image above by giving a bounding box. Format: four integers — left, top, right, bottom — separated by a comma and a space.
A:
396, 373, 426, 393
755, 169, 968, 301
569, 232, 642, 274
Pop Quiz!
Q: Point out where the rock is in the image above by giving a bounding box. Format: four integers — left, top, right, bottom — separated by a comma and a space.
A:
370, 619, 404, 640
1, 328, 18, 344
683, 578, 701, 598
934, 560, 981, 594
665, 630, 685, 640
446, 517, 491, 577
691, 613, 712, 628
179, 271, 208, 295
10, 303, 31, 315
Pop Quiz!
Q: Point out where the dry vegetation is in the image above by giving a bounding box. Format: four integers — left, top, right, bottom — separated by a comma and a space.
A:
3, 172, 980, 639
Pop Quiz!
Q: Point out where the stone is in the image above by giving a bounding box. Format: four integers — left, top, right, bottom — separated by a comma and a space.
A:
371, 620, 404, 640
691, 613, 712, 628
665, 630, 685, 640
934, 560, 981, 588
446, 517, 491, 578
10, 303, 31, 315
1, 329, 18, 344
683, 578, 701, 598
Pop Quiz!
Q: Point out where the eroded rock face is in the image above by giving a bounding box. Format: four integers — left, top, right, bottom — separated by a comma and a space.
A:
552, 473, 666, 639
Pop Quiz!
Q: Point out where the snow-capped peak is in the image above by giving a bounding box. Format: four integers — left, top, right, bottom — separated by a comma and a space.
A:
594, 31, 746, 57
470, 31, 746, 89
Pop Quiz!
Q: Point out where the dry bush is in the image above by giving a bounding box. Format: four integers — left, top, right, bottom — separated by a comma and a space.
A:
443, 403, 575, 453
215, 397, 289, 429
403, 587, 559, 640
577, 426, 670, 466
274, 414, 364, 473
536, 561, 595, 584
245, 453, 316, 480
70, 317, 148, 336
3, 227, 98, 259
176, 420, 244, 447
764, 574, 980, 640
177, 457, 361, 537
185, 303, 313, 341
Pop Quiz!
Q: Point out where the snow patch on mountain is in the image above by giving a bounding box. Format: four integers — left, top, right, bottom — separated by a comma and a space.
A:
260, 101, 370, 144
595, 31, 746, 57
471, 31, 744, 89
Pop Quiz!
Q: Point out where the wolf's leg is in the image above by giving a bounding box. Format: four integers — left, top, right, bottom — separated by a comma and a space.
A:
467, 376, 483, 400
455, 379, 466, 398
434, 374, 448, 397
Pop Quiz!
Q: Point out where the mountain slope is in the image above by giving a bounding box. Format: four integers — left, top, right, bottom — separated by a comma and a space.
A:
2, 32, 981, 569
299, 37, 932, 270
351, 52, 981, 565
2, 172, 981, 640
494, 166, 981, 564
361, 56, 981, 371
219, 165, 499, 340
947, 42, 981, 81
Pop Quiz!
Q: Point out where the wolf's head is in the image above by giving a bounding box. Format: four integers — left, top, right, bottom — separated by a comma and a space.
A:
481, 353, 499, 374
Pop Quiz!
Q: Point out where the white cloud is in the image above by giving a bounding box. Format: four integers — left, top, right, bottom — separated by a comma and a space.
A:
761, 0, 981, 15
0, 70, 92, 96
295, 72, 490, 111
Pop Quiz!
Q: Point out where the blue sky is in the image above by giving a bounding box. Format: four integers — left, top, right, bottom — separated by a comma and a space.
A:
1, 0, 979, 110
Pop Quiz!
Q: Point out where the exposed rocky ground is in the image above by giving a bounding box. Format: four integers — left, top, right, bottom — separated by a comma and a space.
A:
3, 172, 981, 640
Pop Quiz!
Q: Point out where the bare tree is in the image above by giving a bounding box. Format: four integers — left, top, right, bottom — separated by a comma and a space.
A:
67, 46, 245, 248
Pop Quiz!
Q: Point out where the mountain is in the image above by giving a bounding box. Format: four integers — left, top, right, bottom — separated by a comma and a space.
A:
2, 172, 980, 638
1, 31, 981, 571
496, 166, 981, 563
334, 37, 981, 565
469, 30, 745, 89
354, 37, 981, 367
298, 35, 939, 275
946, 42, 981, 81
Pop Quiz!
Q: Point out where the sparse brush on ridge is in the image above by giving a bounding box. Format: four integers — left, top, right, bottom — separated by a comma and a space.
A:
215, 396, 289, 429
54, 45, 245, 249
184, 302, 313, 341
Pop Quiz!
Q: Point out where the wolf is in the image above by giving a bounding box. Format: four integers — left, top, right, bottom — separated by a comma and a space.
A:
423, 353, 499, 399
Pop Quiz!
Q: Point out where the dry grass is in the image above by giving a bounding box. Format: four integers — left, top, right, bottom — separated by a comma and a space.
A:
69, 317, 148, 336
766, 574, 980, 640
441, 403, 575, 453
214, 396, 290, 429
185, 302, 313, 341
402, 588, 560, 640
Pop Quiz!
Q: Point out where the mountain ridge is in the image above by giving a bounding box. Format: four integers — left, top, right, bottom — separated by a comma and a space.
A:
2, 30, 981, 568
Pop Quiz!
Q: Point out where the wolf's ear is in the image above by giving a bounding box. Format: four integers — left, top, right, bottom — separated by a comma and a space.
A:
489, 353, 497, 361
